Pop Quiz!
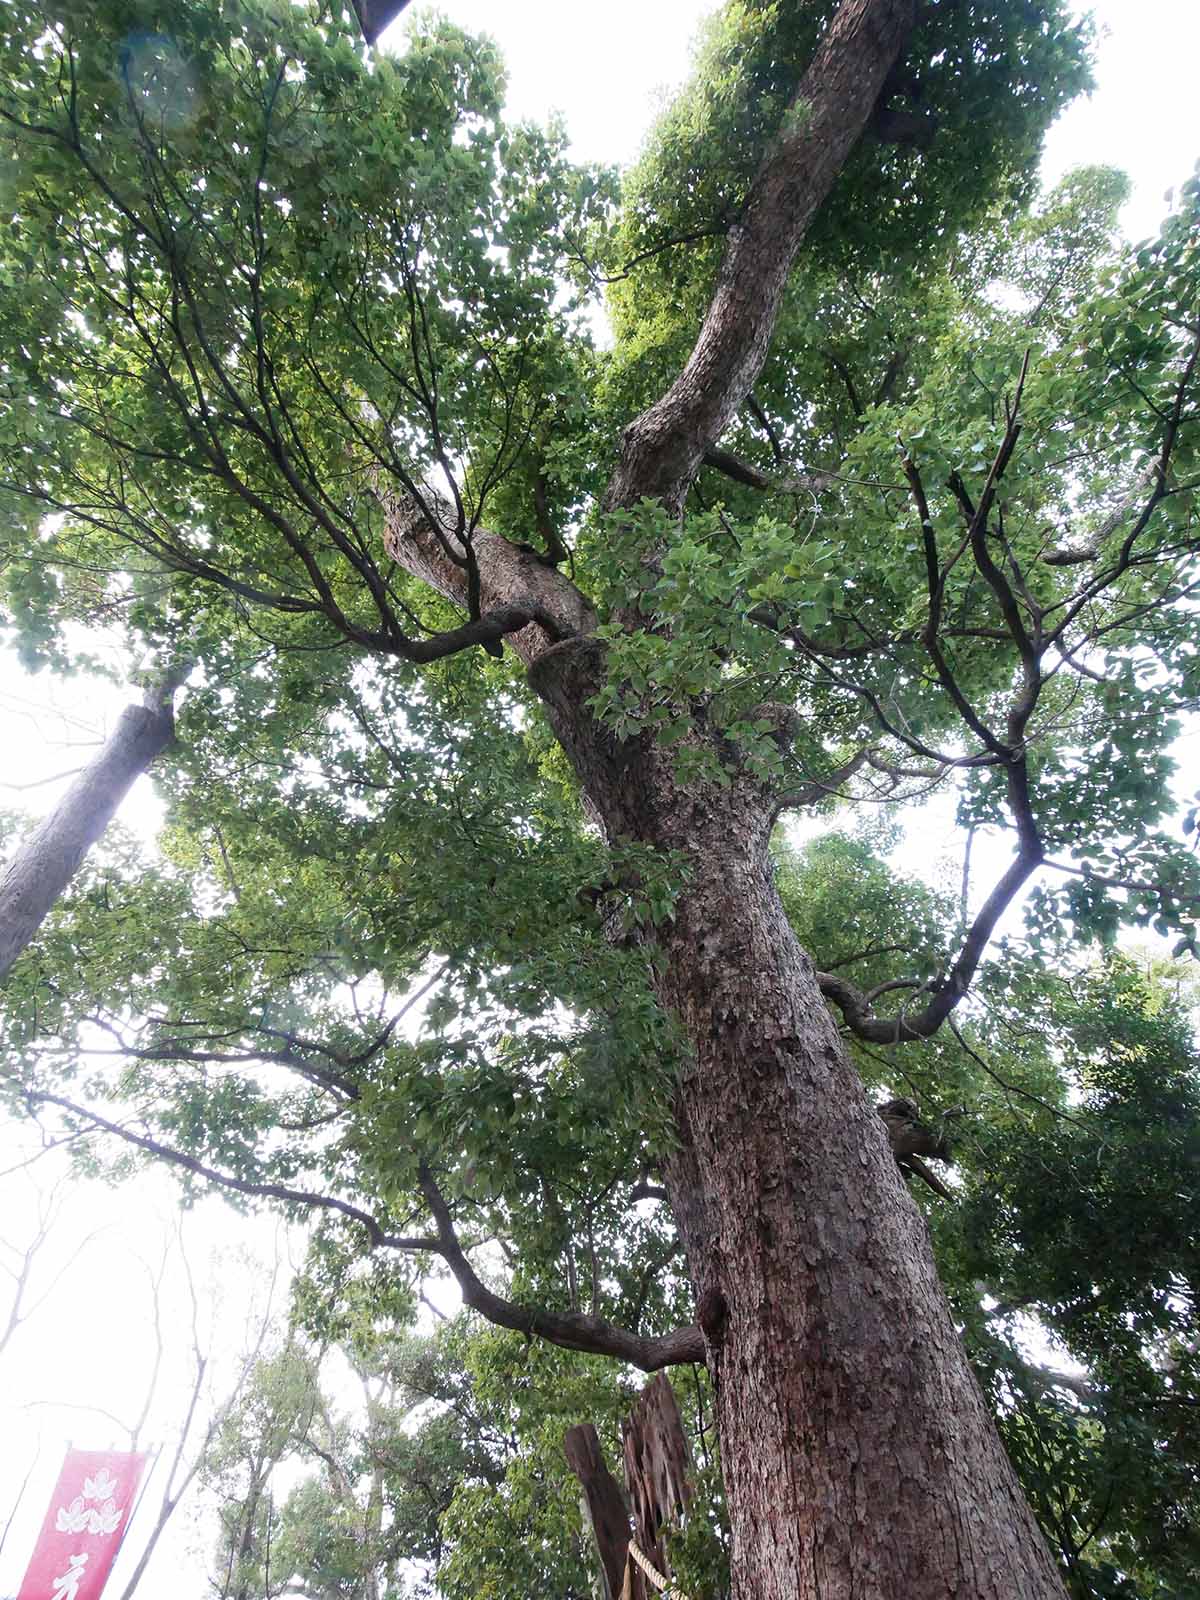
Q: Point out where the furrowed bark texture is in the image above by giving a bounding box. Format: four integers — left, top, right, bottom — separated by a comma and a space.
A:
0, 695, 175, 980
531, 641, 1068, 1600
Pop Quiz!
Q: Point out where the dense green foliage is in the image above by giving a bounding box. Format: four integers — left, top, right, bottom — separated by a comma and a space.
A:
1, 2, 1199, 1595
605, 0, 1092, 401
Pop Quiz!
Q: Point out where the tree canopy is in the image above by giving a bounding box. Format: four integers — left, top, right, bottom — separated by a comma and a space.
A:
1, 2, 1199, 1597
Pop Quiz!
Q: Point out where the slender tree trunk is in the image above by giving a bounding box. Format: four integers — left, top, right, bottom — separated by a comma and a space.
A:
0, 686, 177, 980
229, 1464, 267, 1600
533, 640, 1068, 1600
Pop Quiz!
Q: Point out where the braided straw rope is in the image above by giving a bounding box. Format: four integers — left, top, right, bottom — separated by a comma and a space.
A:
620, 1537, 693, 1599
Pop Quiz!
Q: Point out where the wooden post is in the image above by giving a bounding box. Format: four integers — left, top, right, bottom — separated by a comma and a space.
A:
565, 1374, 693, 1599
563, 1423, 634, 1600
622, 1373, 693, 1591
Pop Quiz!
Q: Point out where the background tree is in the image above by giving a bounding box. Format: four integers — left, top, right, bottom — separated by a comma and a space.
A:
206, 1338, 322, 1600
0, 665, 183, 981
0, 1158, 100, 1360
203, 1319, 631, 1600
0, 1142, 285, 1600
1, 2, 1198, 1596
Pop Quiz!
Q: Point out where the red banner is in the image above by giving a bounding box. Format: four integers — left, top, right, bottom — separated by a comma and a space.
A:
16, 1449, 148, 1600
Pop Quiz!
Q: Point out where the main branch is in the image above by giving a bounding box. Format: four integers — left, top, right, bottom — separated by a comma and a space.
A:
605, 0, 918, 514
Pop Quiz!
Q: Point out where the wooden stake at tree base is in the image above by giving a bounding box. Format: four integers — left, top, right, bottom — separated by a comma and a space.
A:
563, 1423, 632, 1600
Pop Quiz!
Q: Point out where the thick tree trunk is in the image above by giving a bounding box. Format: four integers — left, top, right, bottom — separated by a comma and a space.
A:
382, 0, 1072, 1584
0, 689, 177, 981
661, 858, 1066, 1599
380, 513, 1073, 1596
533, 639, 1067, 1600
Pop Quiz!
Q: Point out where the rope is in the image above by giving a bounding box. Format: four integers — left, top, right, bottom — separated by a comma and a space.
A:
622, 1537, 694, 1600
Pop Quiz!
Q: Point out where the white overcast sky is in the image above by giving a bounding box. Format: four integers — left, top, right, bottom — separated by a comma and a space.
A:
2, 3, 1199, 1596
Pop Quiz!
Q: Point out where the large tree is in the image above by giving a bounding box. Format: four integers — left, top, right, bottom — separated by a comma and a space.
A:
2, 2, 1199, 1596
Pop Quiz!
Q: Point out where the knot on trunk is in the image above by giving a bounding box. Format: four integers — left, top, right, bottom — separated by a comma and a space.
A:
697, 1284, 729, 1356
747, 700, 803, 753
879, 1098, 955, 1201
878, 1098, 950, 1161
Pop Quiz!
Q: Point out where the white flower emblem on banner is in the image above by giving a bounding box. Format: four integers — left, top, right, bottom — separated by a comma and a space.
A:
54, 1498, 88, 1536
53, 1469, 125, 1536
81, 1469, 118, 1503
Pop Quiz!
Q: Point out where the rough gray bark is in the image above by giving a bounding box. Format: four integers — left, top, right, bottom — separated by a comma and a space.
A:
0, 685, 177, 981
531, 642, 1069, 1600
383, 0, 1074, 1593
